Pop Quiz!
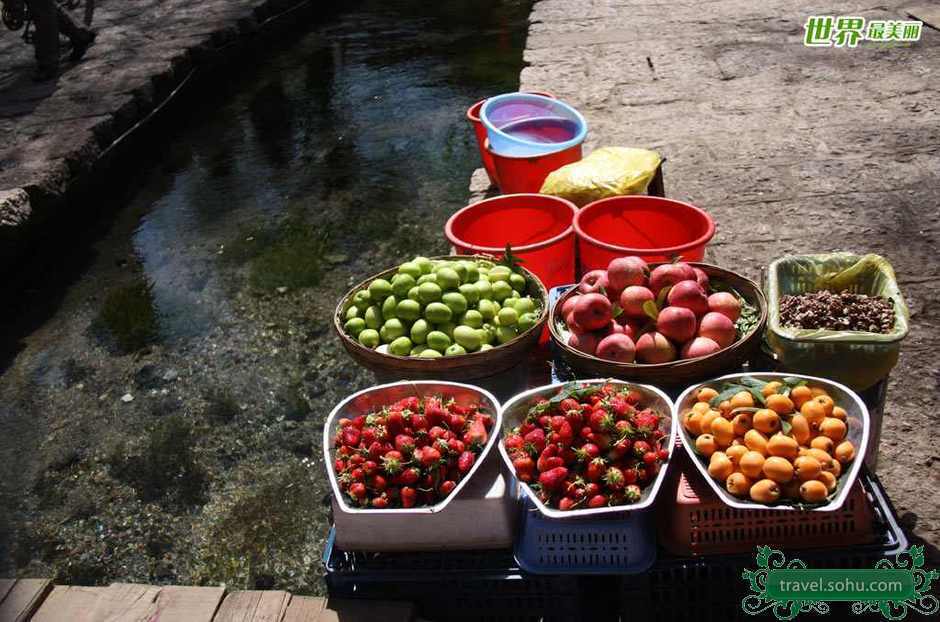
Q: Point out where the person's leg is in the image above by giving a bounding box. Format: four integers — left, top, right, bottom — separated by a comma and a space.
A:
24, 0, 59, 75
55, 4, 96, 60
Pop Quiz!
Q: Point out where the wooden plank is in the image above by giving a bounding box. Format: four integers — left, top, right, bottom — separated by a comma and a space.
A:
0, 580, 16, 604
88, 583, 161, 621
0, 578, 52, 622
213, 591, 291, 622
153, 585, 226, 622
31, 585, 103, 622
319, 598, 415, 622
280, 597, 325, 622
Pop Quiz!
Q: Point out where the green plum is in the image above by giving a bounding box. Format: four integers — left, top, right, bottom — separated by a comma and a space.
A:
508, 290, 521, 299
419, 349, 442, 358
345, 305, 360, 320
478, 299, 497, 321
358, 329, 380, 348
459, 309, 484, 329
344, 317, 366, 337
514, 297, 536, 314
442, 292, 468, 315
410, 345, 425, 356
364, 305, 383, 329
479, 324, 495, 345
435, 267, 461, 291
426, 331, 451, 353
458, 283, 480, 305
379, 318, 406, 343
396, 298, 422, 322
475, 279, 493, 300
489, 266, 511, 282
388, 336, 413, 356
498, 306, 519, 326
410, 319, 429, 344
464, 262, 480, 283
368, 278, 394, 301
492, 280, 513, 302
418, 282, 442, 304
453, 325, 481, 351
509, 272, 527, 292
452, 261, 468, 283
391, 273, 416, 298
414, 256, 433, 275
445, 344, 467, 357
381, 295, 398, 319
417, 273, 438, 286
435, 321, 456, 338
408, 286, 421, 302
424, 302, 453, 324
398, 261, 422, 279
496, 325, 517, 344
518, 312, 539, 333
352, 289, 372, 311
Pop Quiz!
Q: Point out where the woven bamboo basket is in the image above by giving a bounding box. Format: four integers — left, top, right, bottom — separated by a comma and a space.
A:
549, 263, 767, 386
334, 255, 548, 381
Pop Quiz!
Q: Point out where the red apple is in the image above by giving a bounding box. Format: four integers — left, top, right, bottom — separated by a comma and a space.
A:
578, 270, 609, 295
568, 332, 598, 355
635, 331, 677, 363
619, 285, 655, 319
573, 293, 612, 331
681, 336, 721, 359
649, 262, 696, 295
698, 311, 736, 347
707, 292, 741, 323
565, 310, 586, 335
666, 280, 709, 316
561, 294, 580, 318
595, 333, 636, 363
606, 256, 649, 291
693, 267, 710, 290
656, 306, 697, 343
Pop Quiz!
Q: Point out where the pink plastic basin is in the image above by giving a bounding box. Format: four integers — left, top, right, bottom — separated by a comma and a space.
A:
574, 196, 716, 274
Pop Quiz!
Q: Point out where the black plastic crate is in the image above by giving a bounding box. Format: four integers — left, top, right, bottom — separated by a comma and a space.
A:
619, 471, 914, 622
323, 530, 582, 622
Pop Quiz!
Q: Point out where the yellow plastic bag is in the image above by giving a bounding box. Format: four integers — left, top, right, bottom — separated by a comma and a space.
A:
539, 147, 661, 207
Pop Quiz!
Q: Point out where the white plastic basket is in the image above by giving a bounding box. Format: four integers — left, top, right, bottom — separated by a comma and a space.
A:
497, 379, 676, 519
674, 372, 869, 512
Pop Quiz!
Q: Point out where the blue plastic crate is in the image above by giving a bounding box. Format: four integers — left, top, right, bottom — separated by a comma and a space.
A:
514, 498, 656, 575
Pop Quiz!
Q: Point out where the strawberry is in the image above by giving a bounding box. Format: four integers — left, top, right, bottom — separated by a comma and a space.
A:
418, 446, 442, 468
642, 451, 657, 465
503, 433, 524, 452
337, 417, 352, 428
352, 415, 367, 429
385, 410, 404, 434
632, 440, 652, 459
466, 417, 488, 447
537, 445, 562, 472
361, 428, 376, 446
558, 497, 577, 511
608, 437, 632, 461
334, 458, 346, 473
476, 413, 494, 428
623, 468, 638, 484
625, 389, 643, 405
371, 495, 389, 508
609, 395, 633, 418
574, 443, 600, 462
584, 482, 601, 497
512, 455, 536, 482
658, 448, 669, 461
614, 420, 634, 436
362, 460, 378, 476
537, 466, 569, 491
400, 396, 419, 412
349, 467, 364, 481
559, 397, 580, 413
372, 474, 387, 492
564, 408, 583, 430
429, 425, 448, 440
625, 484, 642, 503
448, 438, 466, 454
368, 441, 384, 460
399, 467, 420, 485
457, 450, 475, 473
447, 413, 467, 431
349, 482, 367, 499
634, 409, 659, 431
400, 486, 417, 507
579, 426, 594, 440
588, 409, 608, 432
424, 397, 445, 426
394, 434, 416, 454
604, 466, 625, 491
349, 454, 365, 466
588, 494, 608, 508
523, 428, 546, 455
440, 480, 457, 496
585, 458, 607, 482
342, 427, 360, 447
411, 414, 428, 431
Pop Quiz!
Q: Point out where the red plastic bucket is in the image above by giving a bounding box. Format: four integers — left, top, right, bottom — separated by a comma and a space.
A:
445, 193, 578, 290
488, 140, 582, 195
574, 196, 716, 274
467, 91, 556, 187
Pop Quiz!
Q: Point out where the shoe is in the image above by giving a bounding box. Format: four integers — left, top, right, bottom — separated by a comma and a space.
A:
70, 30, 96, 61
32, 66, 58, 82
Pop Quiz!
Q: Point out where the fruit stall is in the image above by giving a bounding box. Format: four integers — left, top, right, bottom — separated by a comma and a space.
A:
320, 93, 912, 621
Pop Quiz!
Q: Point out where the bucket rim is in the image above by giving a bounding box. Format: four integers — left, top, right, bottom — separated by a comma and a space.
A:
481, 92, 587, 155
445, 193, 578, 254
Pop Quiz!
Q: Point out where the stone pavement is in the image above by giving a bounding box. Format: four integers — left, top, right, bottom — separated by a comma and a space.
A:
484, 0, 940, 555
0, 0, 311, 256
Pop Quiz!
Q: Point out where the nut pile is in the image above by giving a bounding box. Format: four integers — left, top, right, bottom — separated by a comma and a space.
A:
779, 290, 895, 333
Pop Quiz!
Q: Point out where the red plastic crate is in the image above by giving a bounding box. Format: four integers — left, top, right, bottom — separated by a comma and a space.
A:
657, 454, 876, 556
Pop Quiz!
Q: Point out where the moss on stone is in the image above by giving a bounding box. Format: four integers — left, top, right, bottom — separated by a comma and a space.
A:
94, 280, 159, 353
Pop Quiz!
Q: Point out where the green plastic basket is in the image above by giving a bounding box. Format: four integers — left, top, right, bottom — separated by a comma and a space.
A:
766, 253, 909, 392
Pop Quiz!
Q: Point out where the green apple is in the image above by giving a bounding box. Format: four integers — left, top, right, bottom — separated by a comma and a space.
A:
380, 318, 406, 343
453, 325, 481, 351
445, 344, 467, 357
345, 305, 360, 320
492, 280, 513, 302
381, 295, 398, 319
358, 329, 380, 348
489, 266, 511, 282
424, 302, 453, 324
414, 256, 433, 275
426, 331, 451, 353
352, 289, 372, 311
408, 286, 421, 302
509, 272, 527, 292
518, 312, 538, 333
398, 261, 422, 279
435, 321, 456, 338
391, 273, 416, 298
459, 309, 484, 329
396, 298, 422, 322
344, 317, 366, 337
442, 292, 468, 315
475, 279, 493, 300
497, 306, 519, 326
364, 305, 383, 329
419, 348, 442, 358
417, 273, 438, 286
417, 282, 442, 304
410, 319, 429, 344
368, 278, 393, 301
478, 299, 497, 321
496, 325, 517, 344
436, 267, 460, 291
458, 283, 480, 305
388, 336, 413, 356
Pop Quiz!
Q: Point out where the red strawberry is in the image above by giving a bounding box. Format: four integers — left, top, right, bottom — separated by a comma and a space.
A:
448, 413, 467, 431
440, 480, 457, 496
586, 458, 607, 482
558, 497, 577, 511
537, 445, 561, 472
349, 467, 364, 481
342, 427, 360, 447
448, 438, 466, 454
523, 428, 546, 455
386, 410, 404, 434
411, 414, 428, 431
338, 417, 352, 428
424, 397, 445, 425
575, 443, 600, 462
503, 434, 524, 451
538, 415, 552, 429
604, 466, 625, 491
418, 446, 442, 468
657, 448, 669, 461
394, 434, 416, 454
399, 467, 420, 485
608, 437, 632, 461
466, 417, 488, 447
589, 409, 608, 432
623, 468, 638, 484
363, 460, 378, 476
585, 482, 601, 497
476, 413, 494, 429
368, 441, 384, 460
371, 495, 389, 508
333, 459, 346, 473
642, 451, 657, 465
352, 415, 367, 429
559, 398, 580, 413
512, 455, 536, 482
614, 420, 633, 436
349, 454, 365, 466
457, 450, 475, 473
349, 482, 367, 499
588, 494, 608, 508
625, 390, 643, 405
564, 408, 583, 430
634, 409, 659, 431
538, 466, 569, 491
400, 486, 417, 507
372, 474, 387, 492
361, 428, 376, 446
429, 425, 448, 440
632, 440, 651, 458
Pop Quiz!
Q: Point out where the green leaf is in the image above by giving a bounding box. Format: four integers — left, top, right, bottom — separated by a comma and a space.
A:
782, 377, 808, 388
642, 300, 659, 321
709, 384, 747, 408
612, 304, 623, 319
729, 407, 761, 416
656, 285, 672, 308
740, 377, 768, 389
500, 243, 525, 271
781, 419, 792, 435
746, 387, 767, 406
